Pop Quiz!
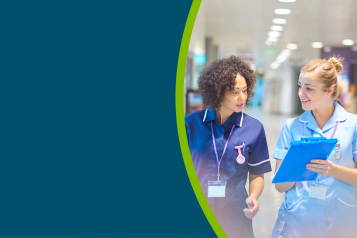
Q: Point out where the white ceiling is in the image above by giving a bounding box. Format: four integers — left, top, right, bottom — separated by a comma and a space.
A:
193, 0, 357, 68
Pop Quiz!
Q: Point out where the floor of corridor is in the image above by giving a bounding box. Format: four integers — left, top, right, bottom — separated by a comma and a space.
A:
243, 107, 357, 238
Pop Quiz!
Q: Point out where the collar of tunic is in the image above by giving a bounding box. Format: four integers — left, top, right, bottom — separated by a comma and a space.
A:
299, 102, 348, 135
202, 107, 244, 127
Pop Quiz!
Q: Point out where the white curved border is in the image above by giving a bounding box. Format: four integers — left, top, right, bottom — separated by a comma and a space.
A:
247, 158, 270, 166
338, 197, 357, 207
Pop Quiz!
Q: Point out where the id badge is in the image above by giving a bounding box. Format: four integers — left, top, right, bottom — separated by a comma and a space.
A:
208, 181, 227, 197
308, 184, 327, 200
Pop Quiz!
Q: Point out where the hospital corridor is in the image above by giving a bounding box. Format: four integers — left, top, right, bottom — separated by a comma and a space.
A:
184, 0, 357, 237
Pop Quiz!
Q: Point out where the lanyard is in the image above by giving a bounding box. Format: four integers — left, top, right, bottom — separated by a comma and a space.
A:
310, 121, 338, 138
211, 121, 235, 181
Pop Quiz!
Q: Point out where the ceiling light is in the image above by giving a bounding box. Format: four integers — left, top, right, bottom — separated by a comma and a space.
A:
271, 61, 281, 69
274, 9, 291, 14
272, 18, 287, 24
342, 39, 354, 45
287, 44, 298, 50
312, 42, 323, 48
279, 0, 296, 2
271, 25, 283, 31
277, 55, 287, 62
269, 31, 281, 37
268, 37, 278, 42
281, 49, 291, 56
324, 46, 331, 52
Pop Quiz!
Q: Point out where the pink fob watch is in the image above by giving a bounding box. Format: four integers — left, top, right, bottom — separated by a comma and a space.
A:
234, 145, 245, 164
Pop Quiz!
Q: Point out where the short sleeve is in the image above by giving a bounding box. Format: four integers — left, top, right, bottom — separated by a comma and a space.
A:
273, 121, 292, 160
248, 125, 272, 175
353, 127, 357, 162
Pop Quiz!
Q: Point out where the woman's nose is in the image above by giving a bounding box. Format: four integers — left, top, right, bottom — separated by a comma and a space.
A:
239, 91, 246, 100
298, 87, 304, 98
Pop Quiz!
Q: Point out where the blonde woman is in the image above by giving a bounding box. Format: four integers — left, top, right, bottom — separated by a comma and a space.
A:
272, 57, 357, 238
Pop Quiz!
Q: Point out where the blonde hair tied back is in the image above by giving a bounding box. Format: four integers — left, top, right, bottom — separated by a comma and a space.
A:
328, 57, 343, 73
301, 56, 344, 105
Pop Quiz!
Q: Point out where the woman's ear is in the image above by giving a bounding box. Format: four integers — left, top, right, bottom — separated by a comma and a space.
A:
326, 85, 335, 97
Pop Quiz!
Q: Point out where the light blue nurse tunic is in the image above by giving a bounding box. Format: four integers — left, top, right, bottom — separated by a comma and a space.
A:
272, 102, 357, 238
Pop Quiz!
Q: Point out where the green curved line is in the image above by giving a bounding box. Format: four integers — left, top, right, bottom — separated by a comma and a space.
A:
175, 1, 227, 237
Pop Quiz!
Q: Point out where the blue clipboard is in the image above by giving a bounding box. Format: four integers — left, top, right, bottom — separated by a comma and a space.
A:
272, 137, 337, 183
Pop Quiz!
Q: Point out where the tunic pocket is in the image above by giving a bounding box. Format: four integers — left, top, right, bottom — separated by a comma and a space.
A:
334, 185, 357, 238
337, 196, 357, 216
334, 197, 357, 238
272, 195, 304, 238
337, 197, 357, 207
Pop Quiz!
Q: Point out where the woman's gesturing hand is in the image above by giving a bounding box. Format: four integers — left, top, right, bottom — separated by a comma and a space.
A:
243, 196, 259, 219
306, 159, 337, 176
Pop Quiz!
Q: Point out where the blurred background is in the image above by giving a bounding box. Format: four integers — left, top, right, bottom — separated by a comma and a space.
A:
184, 0, 357, 237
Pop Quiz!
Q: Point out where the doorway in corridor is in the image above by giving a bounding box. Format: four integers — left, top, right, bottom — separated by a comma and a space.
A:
293, 67, 304, 115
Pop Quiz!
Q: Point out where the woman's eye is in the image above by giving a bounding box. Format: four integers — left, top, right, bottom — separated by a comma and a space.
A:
232, 90, 247, 94
298, 85, 301, 89
307, 87, 312, 91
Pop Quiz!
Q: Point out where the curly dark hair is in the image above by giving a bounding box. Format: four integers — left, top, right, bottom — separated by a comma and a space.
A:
198, 55, 257, 110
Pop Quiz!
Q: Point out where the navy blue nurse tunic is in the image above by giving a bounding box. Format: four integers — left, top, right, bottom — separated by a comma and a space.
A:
185, 107, 272, 238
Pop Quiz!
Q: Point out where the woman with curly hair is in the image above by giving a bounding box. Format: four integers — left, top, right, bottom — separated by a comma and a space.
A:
185, 56, 272, 238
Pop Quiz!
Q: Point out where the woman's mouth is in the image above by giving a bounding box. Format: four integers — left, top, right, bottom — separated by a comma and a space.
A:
237, 103, 245, 108
301, 99, 310, 104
